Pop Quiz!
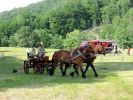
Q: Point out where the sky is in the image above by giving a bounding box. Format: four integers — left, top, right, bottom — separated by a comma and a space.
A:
0, 0, 43, 12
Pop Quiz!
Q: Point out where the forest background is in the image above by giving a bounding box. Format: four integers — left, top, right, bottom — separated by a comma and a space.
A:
0, 0, 132, 49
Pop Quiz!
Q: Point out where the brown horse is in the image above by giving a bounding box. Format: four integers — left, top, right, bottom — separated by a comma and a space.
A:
71, 42, 106, 77
51, 45, 96, 78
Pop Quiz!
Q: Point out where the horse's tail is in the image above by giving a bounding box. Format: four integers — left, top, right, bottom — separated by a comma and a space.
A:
48, 51, 57, 76
51, 51, 57, 67
52, 51, 56, 63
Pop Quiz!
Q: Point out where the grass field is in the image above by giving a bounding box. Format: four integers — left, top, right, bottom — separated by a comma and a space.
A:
0, 47, 133, 100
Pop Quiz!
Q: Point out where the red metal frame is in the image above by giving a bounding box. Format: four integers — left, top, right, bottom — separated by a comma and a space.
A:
81, 40, 116, 52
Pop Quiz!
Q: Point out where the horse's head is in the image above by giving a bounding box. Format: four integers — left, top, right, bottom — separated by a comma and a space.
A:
82, 45, 96, 57
94, 42, 106, 55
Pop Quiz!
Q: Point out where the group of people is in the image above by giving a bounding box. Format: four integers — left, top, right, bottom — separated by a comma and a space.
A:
113, 45, 131, 56
113, 45, 120, 55
26, 42, 45, 60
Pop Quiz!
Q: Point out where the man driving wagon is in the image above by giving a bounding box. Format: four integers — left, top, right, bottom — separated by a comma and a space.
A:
24, 42, 47, 74
37, 42, 45, 60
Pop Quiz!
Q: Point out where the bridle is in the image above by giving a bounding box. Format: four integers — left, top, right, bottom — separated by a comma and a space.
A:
93, 42, 105, 54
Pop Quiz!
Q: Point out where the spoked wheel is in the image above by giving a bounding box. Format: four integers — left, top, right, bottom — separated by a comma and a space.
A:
24, 60, 30, 74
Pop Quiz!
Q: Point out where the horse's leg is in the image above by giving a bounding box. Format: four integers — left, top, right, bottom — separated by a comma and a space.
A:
73, 64, 79, 76
48, 64, 54, 76
46, 65, 49, 74
83, 63, 90, 76
32, 62, 36, 74
79, 65, 86, 78
76, 59, 86, 78
63, 63, 69, 76
70, 64, 79, 77
89, 62, 99, 77
41, 64, 45, 74
60, 62, 65, 76
70, 65, 76, 77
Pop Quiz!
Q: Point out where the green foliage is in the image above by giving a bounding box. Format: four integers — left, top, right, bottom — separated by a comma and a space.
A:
37, 29, 54, 47
0, 0, 132, 48
63, 30, 96, 49
114, 8, 133, 48
9, 35, 18, 46
14, 26, 32, 47
1, 36, 9, 46
50, 35, 64, 49
99, 24, 115, 39
63, 30, 81, 49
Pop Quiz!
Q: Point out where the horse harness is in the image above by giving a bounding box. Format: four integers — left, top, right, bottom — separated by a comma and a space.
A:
70, 49, 85, 60
70, 45, 88, 60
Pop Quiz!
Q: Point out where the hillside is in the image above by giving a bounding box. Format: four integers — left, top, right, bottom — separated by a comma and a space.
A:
0, 0, 71, 20
0, 0, 132, 48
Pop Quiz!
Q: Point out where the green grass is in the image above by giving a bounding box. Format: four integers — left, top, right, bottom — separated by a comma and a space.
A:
0, 47, 133, 100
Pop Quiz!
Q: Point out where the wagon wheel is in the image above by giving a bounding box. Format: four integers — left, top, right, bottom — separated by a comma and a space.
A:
24, 60, 30, 74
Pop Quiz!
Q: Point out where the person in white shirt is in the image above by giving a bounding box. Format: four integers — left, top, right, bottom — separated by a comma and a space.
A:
25, 47, 30, 60
29, 47, 36, 59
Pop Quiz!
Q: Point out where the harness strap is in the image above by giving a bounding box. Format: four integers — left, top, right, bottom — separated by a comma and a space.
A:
71, 49, 85, 60
71, 54, 81, 60
77, 50, 85, 58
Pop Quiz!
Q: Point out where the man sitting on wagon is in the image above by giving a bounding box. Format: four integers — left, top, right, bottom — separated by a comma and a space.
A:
29, 47, 36, 59
37, 42, 45, 60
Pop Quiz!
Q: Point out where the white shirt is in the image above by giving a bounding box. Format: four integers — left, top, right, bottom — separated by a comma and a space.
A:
25, 48, 30, 53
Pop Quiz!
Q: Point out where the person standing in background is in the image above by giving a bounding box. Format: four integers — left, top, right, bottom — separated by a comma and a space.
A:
127, 47, 131, 56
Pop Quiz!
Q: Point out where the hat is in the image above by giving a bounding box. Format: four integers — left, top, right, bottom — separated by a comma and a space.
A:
32, 47, 35, 49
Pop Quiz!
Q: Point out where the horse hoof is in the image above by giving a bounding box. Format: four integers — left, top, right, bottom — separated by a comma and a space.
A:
62, 72, 66, 76
48, 68, 55, 76
95, 74, 99, 77
82, 75, 86, 78
63, 75, 66, 77
49, 70, 54, 76
63, 74, 66, 77
70, 72, 74, 77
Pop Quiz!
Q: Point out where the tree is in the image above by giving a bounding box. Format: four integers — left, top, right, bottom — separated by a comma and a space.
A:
9, 35, 18, 46
14, 26, 32, 47
114, 8, 133, 48
50, 35, 63, 49
1, 36, 9, 46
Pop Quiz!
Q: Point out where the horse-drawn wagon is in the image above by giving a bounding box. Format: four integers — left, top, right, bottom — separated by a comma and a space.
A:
23, 56, 53, 74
